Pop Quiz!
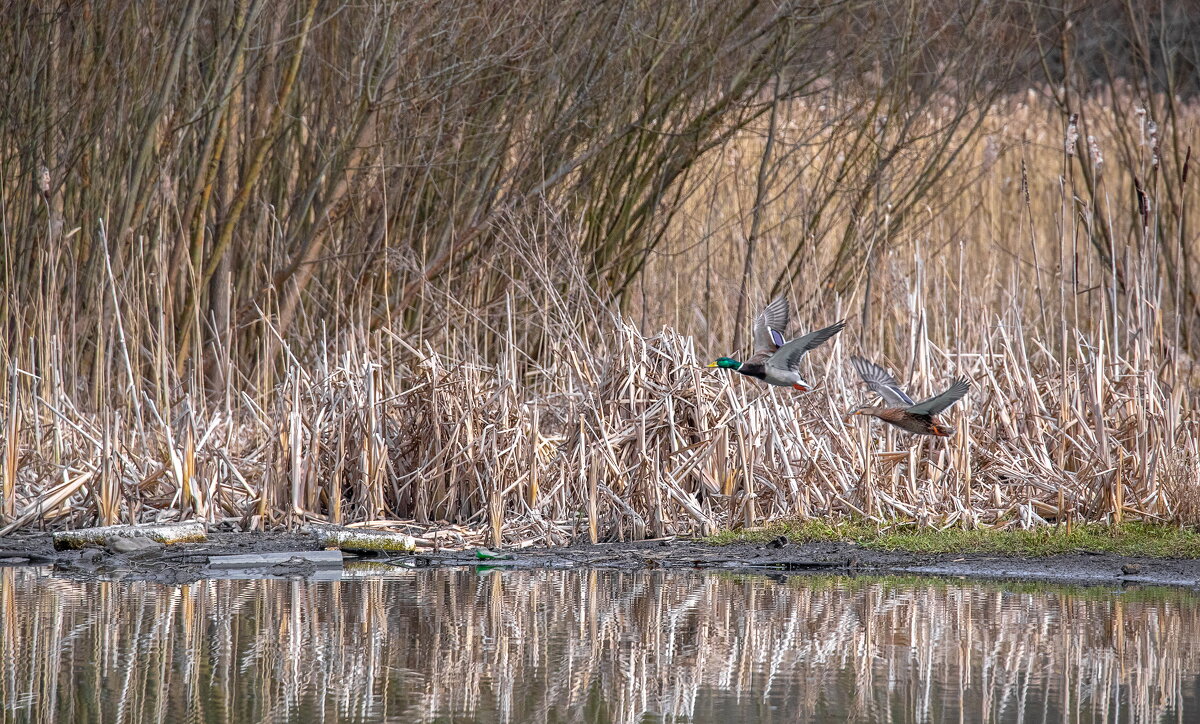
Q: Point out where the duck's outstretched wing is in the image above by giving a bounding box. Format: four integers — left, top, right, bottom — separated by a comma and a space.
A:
767, 320, 846, 371
907, 377, 970, 416
752, 296, 790, 354
849, 356, 915, 407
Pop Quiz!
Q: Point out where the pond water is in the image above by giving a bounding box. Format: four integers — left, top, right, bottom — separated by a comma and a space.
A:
1, 566, 1198, 723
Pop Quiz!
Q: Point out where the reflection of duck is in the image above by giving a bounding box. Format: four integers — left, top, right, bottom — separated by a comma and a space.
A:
847, 356, 969, 437
706, 297, 845, 391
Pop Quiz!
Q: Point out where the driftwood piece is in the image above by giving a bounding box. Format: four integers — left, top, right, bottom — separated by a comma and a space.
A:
206, 550, 344, 570
304, 524, 416, 553
52, 521, 207, 551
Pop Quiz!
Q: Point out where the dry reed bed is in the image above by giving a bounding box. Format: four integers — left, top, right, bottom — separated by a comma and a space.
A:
3, 85, 1199, 538
3, 567, 1197, 722
3, 1, 1198, 537
641, 86, 1200, 342
0, 288, 1194, 541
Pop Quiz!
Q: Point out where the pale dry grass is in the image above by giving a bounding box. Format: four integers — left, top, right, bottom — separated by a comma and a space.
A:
2, 86, 1199, 539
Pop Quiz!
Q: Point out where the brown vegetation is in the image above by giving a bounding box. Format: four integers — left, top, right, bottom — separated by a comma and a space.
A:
1, 1, 1197, 540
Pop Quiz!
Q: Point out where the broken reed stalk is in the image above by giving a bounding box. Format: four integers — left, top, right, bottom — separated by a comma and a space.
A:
3, 363, 17, 521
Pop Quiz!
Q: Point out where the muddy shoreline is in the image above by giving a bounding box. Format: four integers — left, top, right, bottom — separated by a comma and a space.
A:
2, 531, 1199, 588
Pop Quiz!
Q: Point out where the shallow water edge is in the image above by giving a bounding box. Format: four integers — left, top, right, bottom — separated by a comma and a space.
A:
1, 531, 1199, 588
3, 566, 1199, 724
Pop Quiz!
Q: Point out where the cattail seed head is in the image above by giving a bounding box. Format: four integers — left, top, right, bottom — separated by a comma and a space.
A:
983, 136, 998, 170
1147, 120, 1160, 167
1087, 135, 1103, 172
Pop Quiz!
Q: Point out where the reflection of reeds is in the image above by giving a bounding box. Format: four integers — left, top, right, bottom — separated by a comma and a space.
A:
2, 568, 1198, 723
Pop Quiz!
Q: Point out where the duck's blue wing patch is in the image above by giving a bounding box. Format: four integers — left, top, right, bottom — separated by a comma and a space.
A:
769, 328, 785, 347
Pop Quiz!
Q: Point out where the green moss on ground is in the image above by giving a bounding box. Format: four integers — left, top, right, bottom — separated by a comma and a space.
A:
709, 520, 1200, 558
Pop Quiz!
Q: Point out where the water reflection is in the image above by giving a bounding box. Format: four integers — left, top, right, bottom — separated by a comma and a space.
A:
1, 566, 1198, 723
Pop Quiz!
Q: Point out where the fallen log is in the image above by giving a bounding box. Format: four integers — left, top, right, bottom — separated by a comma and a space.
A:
52, 521, 207, 551
304, 524, 416, 554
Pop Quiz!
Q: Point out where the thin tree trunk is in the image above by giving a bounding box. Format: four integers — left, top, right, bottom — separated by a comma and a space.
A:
733, 70, 782, 351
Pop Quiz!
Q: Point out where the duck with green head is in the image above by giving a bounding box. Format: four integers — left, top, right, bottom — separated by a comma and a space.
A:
706, 297, 846, 391
847, 356, 970, 437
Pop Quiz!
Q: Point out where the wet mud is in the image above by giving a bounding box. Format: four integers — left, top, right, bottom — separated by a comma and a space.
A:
1, 530, 1198, 588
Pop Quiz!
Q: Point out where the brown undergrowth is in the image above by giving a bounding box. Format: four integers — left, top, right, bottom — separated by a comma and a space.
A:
2, 3, 1199, 541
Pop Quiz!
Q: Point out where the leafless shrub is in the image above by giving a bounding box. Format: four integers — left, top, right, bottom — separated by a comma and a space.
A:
1, 1, 1197, 539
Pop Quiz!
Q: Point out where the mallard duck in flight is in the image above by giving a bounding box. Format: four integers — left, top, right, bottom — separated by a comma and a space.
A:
847, 356, 969, 437
706, 297, 846, 391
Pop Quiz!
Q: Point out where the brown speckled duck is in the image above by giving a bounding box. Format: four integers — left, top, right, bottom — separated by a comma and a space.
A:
847, 356, 969, 437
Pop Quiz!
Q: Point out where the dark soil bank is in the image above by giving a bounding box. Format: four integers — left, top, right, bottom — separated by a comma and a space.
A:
1, 531, 1199, 588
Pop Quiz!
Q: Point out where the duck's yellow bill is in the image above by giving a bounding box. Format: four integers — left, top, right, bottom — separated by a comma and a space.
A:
704, 361, 719, 367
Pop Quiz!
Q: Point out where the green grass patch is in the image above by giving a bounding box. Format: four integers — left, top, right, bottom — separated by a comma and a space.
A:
709, 520, 1200, 558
